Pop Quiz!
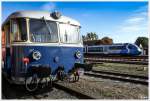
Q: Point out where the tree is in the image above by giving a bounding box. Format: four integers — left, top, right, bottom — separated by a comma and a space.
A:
87, 33, 91, 40
93, 33, 98, 40
85, 32, 98, 40
95, 40, 103, 45
101, 37, 113, 45
82, 35, 86, 41
135, 37, 148, 48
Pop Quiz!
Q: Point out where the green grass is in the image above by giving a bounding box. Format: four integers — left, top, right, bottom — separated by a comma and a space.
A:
93, 63, 148, 76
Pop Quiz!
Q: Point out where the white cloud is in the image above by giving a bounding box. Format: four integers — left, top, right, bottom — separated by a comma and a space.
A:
119, 25, 144, 32
116, 6, 148, 35
113, 5, 148, 43
125, 17, 144, 24
41, 2, 56, 11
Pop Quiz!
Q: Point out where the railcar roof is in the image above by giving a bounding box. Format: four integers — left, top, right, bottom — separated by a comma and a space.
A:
3, 11, 80, 26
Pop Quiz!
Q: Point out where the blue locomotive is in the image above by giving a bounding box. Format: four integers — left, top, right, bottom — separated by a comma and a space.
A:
2, 11, 84, 91
84, 43, 142, 56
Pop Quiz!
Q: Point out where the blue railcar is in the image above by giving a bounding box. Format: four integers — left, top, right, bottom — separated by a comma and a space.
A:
2, 11, 83, 91
84, 43, 142, 56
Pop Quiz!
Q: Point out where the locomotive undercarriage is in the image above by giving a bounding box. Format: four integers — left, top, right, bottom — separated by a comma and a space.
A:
3, 63, 85, 92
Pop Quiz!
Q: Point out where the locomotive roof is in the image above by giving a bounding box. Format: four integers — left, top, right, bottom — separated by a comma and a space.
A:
3, 11, 80, 26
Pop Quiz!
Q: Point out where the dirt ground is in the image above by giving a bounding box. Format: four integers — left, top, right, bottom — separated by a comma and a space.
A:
93, 63, 148, 76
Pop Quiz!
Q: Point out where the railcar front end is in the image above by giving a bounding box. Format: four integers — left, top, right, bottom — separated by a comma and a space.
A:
2, 11, 83, 91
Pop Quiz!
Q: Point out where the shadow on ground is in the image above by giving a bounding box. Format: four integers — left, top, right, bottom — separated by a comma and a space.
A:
2, 76, 53, 99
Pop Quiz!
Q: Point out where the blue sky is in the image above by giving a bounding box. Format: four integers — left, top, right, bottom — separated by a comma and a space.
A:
2, 1, 148, 43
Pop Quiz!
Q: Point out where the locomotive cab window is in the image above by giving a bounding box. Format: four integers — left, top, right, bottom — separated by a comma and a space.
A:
11, 18, 27, 42
59, 23, 80, 43
29, 19, 58, 43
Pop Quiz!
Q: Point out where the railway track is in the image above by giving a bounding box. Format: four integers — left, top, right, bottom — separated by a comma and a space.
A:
2, 75, 94, 99
91, 70, 148, 79
84, 57, 148, 61
84, 57, 148, 65
2, 76, 51, 99
53, 82, 95, 99
84, 71, 148, 85
84, 54, 148, 65
84, 54, 148, 59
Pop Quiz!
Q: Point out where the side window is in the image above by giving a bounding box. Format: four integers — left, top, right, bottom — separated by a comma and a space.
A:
59, 24, 68, 43
59, 23, 80, 43
109, 46, 124, 50
11, 19, 27, 42
99, 47, 103, 52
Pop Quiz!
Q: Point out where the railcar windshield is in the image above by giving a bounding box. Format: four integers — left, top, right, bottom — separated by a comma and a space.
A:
59, 23, 80, 43
11, 18, 27, 42
29, 19, 58, 43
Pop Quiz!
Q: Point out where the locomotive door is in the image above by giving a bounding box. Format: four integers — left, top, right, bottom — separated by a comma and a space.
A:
4, 22, 11, 74
104, 46, 108, 54
2, 31, 6, 69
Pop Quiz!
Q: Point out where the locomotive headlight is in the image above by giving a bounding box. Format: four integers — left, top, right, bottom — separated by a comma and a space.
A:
75, 51, 82, 59
51, 11, 61, 19
32, 51, 42, 60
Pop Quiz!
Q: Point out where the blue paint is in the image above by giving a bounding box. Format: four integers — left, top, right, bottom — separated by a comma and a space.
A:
120, 49, 129, 55
11, 46, 83, 76
84, 43, 141, 56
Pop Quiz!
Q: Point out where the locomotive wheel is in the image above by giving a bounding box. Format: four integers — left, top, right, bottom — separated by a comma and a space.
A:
39, 77, 52, 88
25, 74, 38, 92
57, 70, 65, 81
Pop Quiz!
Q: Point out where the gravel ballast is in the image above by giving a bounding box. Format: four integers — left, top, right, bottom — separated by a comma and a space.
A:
56, 75, 148, 99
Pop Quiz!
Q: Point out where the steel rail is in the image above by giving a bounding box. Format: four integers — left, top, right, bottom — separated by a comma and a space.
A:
91, 70, 148, 79
53, 82, 95, 99
85, 59, 148, 65
84, 72, 148, 85
84, 54, 148, 59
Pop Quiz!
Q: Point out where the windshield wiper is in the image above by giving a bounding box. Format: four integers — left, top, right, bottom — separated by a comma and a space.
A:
43, 17, 52, 35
